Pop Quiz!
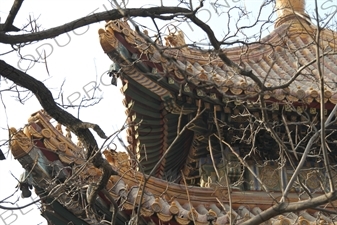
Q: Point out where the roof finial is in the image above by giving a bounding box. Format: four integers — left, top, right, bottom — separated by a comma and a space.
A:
275, 0, 308, 27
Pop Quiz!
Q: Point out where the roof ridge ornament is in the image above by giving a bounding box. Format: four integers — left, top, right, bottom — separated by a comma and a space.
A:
275, 0, 310, 28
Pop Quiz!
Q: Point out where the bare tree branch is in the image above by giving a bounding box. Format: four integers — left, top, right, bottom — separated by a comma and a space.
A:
0, 0, 23, 32
0, 59, 117, 205
241, 190, 337, 225
0, 7, 190, 44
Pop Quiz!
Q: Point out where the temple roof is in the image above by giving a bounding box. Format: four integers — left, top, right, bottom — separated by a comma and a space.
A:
99, 15, 337, 105
97, 4, 337, 180
9, 110, 337, 225
8, 1, 337, 224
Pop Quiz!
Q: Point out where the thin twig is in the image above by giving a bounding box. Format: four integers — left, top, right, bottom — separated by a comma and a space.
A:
282, 103, 337, 199
181, 171, 196, 224
314, 0, 334, 192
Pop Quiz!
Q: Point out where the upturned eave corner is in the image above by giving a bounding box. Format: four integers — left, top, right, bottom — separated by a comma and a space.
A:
9, 127, 33, 159
98, 26, 117, 53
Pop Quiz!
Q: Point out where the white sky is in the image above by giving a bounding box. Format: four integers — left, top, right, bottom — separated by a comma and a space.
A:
0, 0, 335, 224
